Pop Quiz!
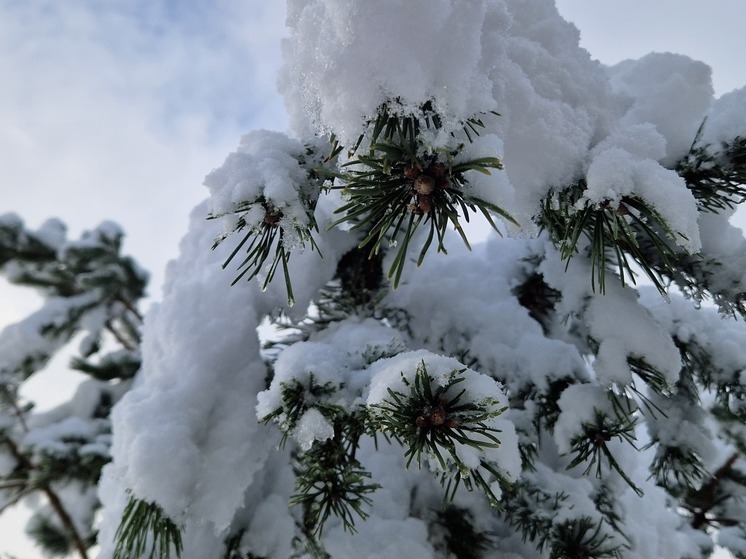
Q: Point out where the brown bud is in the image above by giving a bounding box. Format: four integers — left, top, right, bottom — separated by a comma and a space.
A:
416, 416, 428, 428
418, 195, 433, 214
430, 162, 447, 178
429, 407, 446, 426
264, 211, 281, 227
414, 175, 436, 195
445, 417, 461, 429
404, 163, 422, 181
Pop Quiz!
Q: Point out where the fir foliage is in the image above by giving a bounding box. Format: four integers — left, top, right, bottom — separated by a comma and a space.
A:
26, 513, 75, 557
326, 101, 515, 287
433, 505, 492, 559
539, 182, 682, 294
565, 397, 642, 496
290, 425, 378, 537
211, 196, 321, 306
0, 215, 147, 559
677, 125, 746, 213
39, 5, 746, 558
208, 142, 325, 306
369, 362, 508, 506
113, 496, 184, 559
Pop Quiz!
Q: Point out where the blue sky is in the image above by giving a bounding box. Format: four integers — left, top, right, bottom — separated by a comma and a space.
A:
0, 1, 744, 556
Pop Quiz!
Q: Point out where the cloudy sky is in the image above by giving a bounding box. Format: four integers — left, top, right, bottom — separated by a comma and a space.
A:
1, 0, 744, 556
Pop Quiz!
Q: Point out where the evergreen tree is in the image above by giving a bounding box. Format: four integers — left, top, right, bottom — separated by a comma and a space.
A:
95, 1, 746, 558
0, 215, 146, 558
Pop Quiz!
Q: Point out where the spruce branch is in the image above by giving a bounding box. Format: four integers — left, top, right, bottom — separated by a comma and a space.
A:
676, 123, 746, 213
260, 378, 378, 537
260, 375, 341, 449
113, 495, 184, 559
684, 452, 743, 531
208, 140, 327, 306
549, 517, 624, 559
369, 361, 508, 506
211, 198, 320, 306
566, 397, 642, 496
2, 437, 90, 559
434, 505, 492, 559
291, 428, 379, 538
649, 444, 708, 492
327, 101, 516, 288
502, 480, 625, 558
539, 181, 684, 294
26, 513, 78, 557
502, 480, 567, 550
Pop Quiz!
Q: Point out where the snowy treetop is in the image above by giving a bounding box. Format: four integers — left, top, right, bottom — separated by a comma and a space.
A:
91, 1, 746, 558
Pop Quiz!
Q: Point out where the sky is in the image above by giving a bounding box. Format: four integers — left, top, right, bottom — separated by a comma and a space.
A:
0, 0, 744, 557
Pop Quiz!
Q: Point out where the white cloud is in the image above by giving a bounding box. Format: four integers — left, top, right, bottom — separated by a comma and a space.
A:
0, 0, 288, 299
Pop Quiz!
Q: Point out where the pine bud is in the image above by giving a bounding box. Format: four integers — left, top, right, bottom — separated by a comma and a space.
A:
430, 162, 446, 178
445, 417, 461, 429
414, 175, 436, 195
264, 211, 282, 227
418, 195, 433, 214
404, 163, 422, 180
429, 407, 446, 426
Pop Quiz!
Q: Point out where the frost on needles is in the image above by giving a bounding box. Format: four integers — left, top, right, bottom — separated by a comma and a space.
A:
93, 1, 746, 558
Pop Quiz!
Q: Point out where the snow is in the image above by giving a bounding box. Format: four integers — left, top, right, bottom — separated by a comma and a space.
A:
553, 384, 617, 455
701, 85, 746, 148
0, 292, 99, 377
586, 283, 681, 387
282, 0, 498, 144
87, 0, 746, 557
98, 203, 276, 540
33, 218, 67, 251
0, 451, 15, 477
293, 407, 334, 450
583, 125, 701, 253
204, 130, 323, 241
697, 208, 746, 297
607, 52, 713, 166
